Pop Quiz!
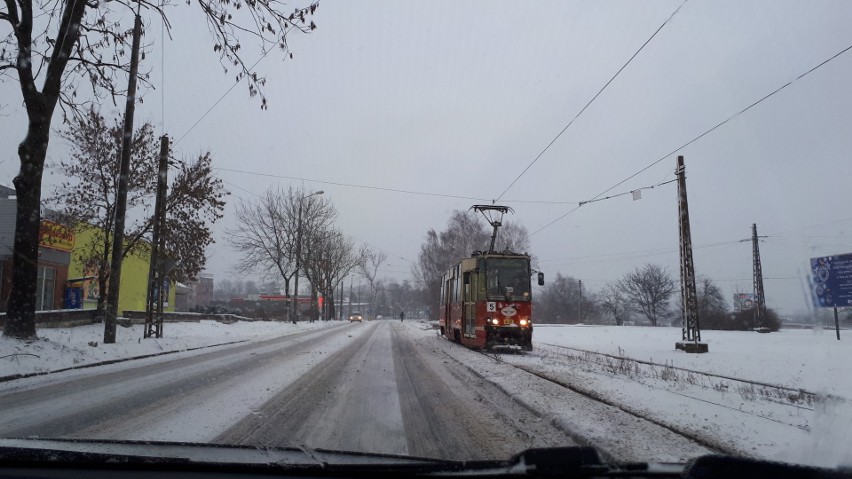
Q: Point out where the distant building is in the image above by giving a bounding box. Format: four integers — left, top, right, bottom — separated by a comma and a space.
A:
195, 274, 213, 307
0, 187, 73, 311
69, 224, 176, 313
0, 184, 176, 315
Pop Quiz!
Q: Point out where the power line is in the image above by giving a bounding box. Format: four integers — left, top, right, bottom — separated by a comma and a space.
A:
174, 54, 267, 146
578, 178, 676, 206
214, 167, 582, 204
494, 0, 688, 202
342, 232, 415, 266
539, 239, 742, 267
529, 40, 852, 238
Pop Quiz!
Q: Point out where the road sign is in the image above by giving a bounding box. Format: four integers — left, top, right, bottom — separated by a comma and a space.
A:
810, 253, 852, 308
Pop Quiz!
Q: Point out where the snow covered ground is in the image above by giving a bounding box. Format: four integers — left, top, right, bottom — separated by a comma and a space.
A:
507, 324, 852, 467
3, 319, 851, 467
534, 324, 852, 397
0, 319, 341, 379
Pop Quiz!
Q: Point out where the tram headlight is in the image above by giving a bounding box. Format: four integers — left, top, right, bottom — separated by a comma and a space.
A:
519, 319, 528, 326
489, 317, 500, 325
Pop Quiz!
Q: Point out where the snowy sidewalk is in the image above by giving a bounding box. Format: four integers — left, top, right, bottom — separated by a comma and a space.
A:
0, 319, 341, 379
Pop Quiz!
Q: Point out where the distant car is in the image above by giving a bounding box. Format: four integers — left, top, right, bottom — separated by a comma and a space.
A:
348, 312, 363, 322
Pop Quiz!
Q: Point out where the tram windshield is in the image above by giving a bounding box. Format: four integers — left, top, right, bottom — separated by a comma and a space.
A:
485, 257, 531, 301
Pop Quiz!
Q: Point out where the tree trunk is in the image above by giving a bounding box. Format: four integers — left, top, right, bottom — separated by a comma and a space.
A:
96, 269, 108, 322
95, 233, 111, 322
4, 121, 49, 339
309, 286, 318, 322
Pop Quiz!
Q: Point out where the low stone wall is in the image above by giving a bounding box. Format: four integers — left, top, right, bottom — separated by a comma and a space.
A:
121, 311, 254, 324
0, 308, 98, 329
0, 310, 257, 329
122, 311, 204, 323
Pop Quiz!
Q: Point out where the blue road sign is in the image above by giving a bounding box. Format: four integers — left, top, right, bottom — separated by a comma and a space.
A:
810, 253, 852, 308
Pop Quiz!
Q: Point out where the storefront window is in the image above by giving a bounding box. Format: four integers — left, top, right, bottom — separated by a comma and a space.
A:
36, 266, 55, 311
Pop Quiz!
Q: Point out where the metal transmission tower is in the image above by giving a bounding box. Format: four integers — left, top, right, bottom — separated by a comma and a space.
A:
144, 135, 170, 339
752, 223, 767, 326
674, 156, 707, 353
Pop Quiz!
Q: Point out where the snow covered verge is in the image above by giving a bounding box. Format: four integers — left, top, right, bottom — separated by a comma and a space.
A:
0, 319, 341, 379
409, 321, 852, 468
521, 325, 852, 468
534, 324, 852, 398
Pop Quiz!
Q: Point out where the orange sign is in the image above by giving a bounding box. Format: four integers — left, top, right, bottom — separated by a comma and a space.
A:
39, 220, 75, 252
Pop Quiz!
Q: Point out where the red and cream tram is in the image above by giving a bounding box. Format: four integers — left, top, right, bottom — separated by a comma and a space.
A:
437, 205, 543, 351
438, 249, 543, 351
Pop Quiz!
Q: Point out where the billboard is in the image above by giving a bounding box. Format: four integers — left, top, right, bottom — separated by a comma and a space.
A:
810, 253, 852, 308
733, 293, 756, 312
39, 220, 74, 252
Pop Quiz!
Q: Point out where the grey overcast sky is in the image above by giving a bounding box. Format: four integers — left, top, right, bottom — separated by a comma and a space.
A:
2, 1, 852, 315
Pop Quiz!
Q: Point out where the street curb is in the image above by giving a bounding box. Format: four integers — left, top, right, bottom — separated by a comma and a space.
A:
0, 339, 249, 384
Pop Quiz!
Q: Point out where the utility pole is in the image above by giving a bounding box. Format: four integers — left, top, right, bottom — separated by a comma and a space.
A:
752, 223, 767, 326
104, 12, 143, 344
291, 190, 323, 323
144, 136, 169, 338
348, 277, 352, 318
675, 156, 707, 353
577, 279, 583, 323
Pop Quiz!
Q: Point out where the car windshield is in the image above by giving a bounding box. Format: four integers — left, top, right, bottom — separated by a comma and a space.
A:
1, 0, 851, 473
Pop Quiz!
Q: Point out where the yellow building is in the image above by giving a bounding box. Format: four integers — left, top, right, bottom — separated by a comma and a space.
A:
68, 226, 175, 314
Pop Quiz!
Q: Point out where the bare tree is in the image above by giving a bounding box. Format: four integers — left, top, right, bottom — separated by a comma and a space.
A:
495, 221, 531, 254
228, 186, 333, 303
303, 230, 367, 321
618, 264, 676, 327
413, 210, 490, 317
1, 0, 318, 339
536, 273, 597, 324
696, 276, 727, 317
229, 187, 297, 297
50, 109, 225, 319
687, 276, 731, 330
599, 282, 629, 326
358, 250, 387, 318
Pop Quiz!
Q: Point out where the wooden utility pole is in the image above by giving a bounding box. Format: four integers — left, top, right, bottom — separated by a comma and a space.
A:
145, 135, 170, 339
104, 12, 143, 344
675, 156, 707, 353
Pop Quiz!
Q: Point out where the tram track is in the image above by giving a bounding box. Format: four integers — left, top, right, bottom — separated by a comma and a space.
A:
422, 327, 722, 461
480, 351, 740, 456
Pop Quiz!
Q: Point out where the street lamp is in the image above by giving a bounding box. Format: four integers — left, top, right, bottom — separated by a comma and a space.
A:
292, 190, 324, 323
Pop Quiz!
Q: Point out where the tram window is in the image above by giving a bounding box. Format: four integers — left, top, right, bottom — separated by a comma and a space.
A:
485, 258, 531, 300
441, 275, 447, 304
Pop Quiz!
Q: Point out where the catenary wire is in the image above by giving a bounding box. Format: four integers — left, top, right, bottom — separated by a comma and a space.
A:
215, 167, 583, 204
173, 54, 267, 146
527, 41, 852, 239
493, 0, 688, 202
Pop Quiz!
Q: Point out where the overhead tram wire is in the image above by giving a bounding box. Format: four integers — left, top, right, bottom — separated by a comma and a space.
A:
214, 167, 583, 204
528, 40, 852, 239
173, 54, 268, 147
493, 0, 688, 203
577, 178, 676, 206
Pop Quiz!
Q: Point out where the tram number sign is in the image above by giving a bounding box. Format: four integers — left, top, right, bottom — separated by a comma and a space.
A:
486, 302, 496, 312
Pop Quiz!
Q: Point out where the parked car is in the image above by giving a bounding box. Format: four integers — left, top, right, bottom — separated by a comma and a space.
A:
348, 312, 363, 322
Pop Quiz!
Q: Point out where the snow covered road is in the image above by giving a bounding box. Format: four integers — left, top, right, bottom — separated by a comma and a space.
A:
215, 320, 572, 460
0, 320, 725, 462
